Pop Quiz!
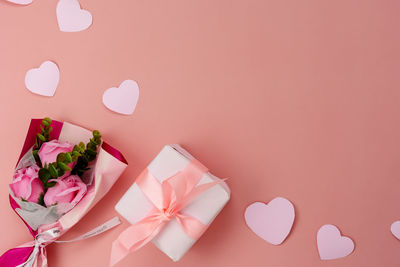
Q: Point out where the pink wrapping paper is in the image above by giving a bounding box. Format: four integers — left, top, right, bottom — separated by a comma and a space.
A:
0, 119, 128, 267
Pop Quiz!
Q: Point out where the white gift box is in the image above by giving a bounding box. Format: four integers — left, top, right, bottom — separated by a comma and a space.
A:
115, 144, 230, 261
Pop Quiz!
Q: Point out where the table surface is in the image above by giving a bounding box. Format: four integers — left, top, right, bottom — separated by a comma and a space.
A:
1, 0, 399, 266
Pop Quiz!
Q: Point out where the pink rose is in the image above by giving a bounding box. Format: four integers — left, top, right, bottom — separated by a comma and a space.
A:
44, 175, 87, 207
38, 140, 74, 165
38, 140, 76, 178
10, 165, 44, 203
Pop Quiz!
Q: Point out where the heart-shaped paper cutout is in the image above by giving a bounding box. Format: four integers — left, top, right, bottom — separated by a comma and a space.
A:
103, 80, 140, 115
391, 221, 400, 240
25, 61, 60, 97
6, 0, 33, 5
244, 197, 295, 245
56, 0, 92, 32
317, 224, 354, 260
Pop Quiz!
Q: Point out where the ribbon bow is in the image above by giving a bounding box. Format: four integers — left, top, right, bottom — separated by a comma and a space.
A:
0, 217, 121, 267
16, 227, 61, 267
110, 159, 224, 266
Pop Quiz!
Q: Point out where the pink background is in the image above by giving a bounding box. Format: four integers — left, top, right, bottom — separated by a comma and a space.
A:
1, 0, 400, 266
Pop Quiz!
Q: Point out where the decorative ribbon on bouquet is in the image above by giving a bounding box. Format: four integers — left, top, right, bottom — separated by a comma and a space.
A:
110, 159, 225, 266
0, 217, 121, 267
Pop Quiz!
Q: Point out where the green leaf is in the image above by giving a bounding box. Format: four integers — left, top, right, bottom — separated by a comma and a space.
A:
32, 150, 40, 164
58, 162, 71, 171
33, 117, 54, 166
86, 149, 97, 156
49, 164, 58, 178
80, 156, 89, 164
43, 117, 52, 125
93, 130, 101, 138
37, 193, 45, 206
71, 130, 102, 178
58, 169, 65, 177
37, 134, 46, 142
56, 153, 65, 163
65, 152, 72, 163
45, 181, 57, 188
38, 169, 51, 183
87, 142, 96, 150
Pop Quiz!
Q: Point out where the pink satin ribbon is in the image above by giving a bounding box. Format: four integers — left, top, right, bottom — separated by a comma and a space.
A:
0, 225, 60, 267
110, 159, 223, 266
0, 217, 122, 267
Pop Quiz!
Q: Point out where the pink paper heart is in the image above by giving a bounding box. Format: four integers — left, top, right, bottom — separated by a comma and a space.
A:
317, 224, 354, 260
390, 221, 400, 240
56, 0, 92, 32
25, 61, 60, 97
244, 197, 295, 245
103, 80, 140, 115
6, 0, 33, 4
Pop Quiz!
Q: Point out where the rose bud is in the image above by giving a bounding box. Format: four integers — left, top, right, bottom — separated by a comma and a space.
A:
10, 165, 44, 203
44, 175, 87, 207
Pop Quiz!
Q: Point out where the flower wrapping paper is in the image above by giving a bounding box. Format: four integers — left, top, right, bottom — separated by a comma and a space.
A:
115, 144, 230, 262
0, 119, 128, 267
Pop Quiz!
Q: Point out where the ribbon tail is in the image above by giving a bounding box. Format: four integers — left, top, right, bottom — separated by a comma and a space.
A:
175, 213, 208, 240
110, 216, 166, 266
38, 247, 48, 267
110, 241, 128, 267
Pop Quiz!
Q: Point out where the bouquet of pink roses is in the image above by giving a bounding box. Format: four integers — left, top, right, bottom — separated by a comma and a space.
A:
0, 118, 128, 267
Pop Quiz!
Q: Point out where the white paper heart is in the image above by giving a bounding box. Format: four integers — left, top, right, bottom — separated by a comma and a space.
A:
244, 197, 295, 245
6, 0, 33, 5
25, 61, 60, 97
317, 224, 355, 260
103, 80, 140, 115
391, 221, 400, 240
56, 0, 92, 32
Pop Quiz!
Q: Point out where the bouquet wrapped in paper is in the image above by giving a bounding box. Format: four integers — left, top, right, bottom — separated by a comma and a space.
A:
0, 118, 128, 267
111, 144, 230, 265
